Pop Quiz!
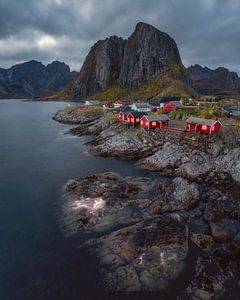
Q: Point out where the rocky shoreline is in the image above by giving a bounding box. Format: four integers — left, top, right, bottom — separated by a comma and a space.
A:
54, 108, 240, 297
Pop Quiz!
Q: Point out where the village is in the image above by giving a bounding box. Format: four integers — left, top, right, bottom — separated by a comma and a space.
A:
77, 96, 240, 137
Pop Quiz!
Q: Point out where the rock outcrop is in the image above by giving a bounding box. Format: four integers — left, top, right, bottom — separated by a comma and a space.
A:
140, 142, 240, 186
188, 64, 240, 95
0, 60, 77, 98
71, 22, 184, 99
61, 172, 240, 296
94, 216, 188, 292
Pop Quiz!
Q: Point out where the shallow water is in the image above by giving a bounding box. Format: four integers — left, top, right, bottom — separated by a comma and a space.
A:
1, 100, 177, 299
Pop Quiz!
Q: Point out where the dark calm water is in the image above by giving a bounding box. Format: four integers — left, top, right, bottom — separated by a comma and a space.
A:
0, 100, 165, 300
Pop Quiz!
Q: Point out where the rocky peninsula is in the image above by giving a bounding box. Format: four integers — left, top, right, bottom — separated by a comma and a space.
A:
54, 107, 240, 298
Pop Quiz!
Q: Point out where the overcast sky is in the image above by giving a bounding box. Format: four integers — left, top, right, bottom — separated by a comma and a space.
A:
0, 0, 239, 73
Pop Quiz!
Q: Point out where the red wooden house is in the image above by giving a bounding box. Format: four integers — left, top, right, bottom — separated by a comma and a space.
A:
127, 111, 146, 125
118, 111, 130, 124
163, 101, 182, 113
185, 117, 222, 135
114, 100, 130, 108
140, 114, 170, 129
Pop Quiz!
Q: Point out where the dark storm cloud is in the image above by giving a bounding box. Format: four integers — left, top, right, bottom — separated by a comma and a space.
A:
0, 0, 239, 73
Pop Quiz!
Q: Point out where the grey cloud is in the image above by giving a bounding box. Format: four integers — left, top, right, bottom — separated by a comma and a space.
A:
0, 0, 239, 73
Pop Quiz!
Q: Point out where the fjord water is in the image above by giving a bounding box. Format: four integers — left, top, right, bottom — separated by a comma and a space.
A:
0, 100, 154, 300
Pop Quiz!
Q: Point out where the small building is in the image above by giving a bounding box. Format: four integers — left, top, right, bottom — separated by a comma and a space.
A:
140, 114, 170, 129
149, 100, 163, 110
230, 110, 240, 118
185, 117, 222, 135
131, 102, 153, 112
118, 111, 131, 124
163, 101, 182, 113
114, 100, 130, 108
127, 111, 146, 125
84, 100, 100, 106
102, 101, 111, 109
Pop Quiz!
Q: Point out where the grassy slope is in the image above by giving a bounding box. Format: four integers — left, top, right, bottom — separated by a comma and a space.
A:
49, 64, 195, 101
95, 64, 195, 101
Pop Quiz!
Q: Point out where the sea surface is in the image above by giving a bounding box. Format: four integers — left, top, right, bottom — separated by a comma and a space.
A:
0, 100, 174, 300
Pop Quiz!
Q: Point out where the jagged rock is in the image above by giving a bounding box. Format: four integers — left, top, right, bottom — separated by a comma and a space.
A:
140, 142, 240, 186
53, 107, 103, 124
88, 126, 159, 159
233, 232, 240, 249
94, 215, 188, 291
152, 177, 200, 213
62, 172, 153, 229
189, 233, 214, 251
204, 195, 240, 242
179, 249, 240, 300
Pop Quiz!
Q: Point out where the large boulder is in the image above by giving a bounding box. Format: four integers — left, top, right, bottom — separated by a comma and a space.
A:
95, 215, 188, 291
152, 177, 200, 213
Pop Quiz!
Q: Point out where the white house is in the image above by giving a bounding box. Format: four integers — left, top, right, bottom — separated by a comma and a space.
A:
131, 102, 153, 112
84, 100, 100, 106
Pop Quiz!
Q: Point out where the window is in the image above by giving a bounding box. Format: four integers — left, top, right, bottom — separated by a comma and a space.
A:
141, 121, 143, 125
136, 118, 139, 122
202, 125, 207, 130
146, 121, 149, 126
131, 118, 134, 122
152, 121, 156, 126
212, 126, 215, 131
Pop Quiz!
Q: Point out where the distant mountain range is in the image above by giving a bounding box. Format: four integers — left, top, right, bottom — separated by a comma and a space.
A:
0, 60, 77, 99
187, 64, 240, 96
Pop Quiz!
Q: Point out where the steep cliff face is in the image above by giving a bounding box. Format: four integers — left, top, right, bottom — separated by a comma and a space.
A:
188, 64, 240, 95
71, 36, 125, 99
0, 60, 77, 98
118, 22, 182, 88
71, 22, 183, 99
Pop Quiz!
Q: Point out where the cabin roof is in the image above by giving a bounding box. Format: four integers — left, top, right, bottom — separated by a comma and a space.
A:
160, 96, 181, 104
144, 114, 170, 122
149, 100, 162, 106
168, 100, 182, 107
132, 102, 153, 109
186, 117, 220, 126
128, 111, 146, 117
120, 110, 132, 116
85, 100, 100, 104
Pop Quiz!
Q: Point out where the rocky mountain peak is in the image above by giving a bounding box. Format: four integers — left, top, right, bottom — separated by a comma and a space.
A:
71, 22, 183, 99
0, 60, 76, 98
188, 64, 240, 95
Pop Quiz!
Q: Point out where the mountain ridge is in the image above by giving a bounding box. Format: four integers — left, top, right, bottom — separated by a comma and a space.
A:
0, 60, 77, 99
187, 64, 240, 96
